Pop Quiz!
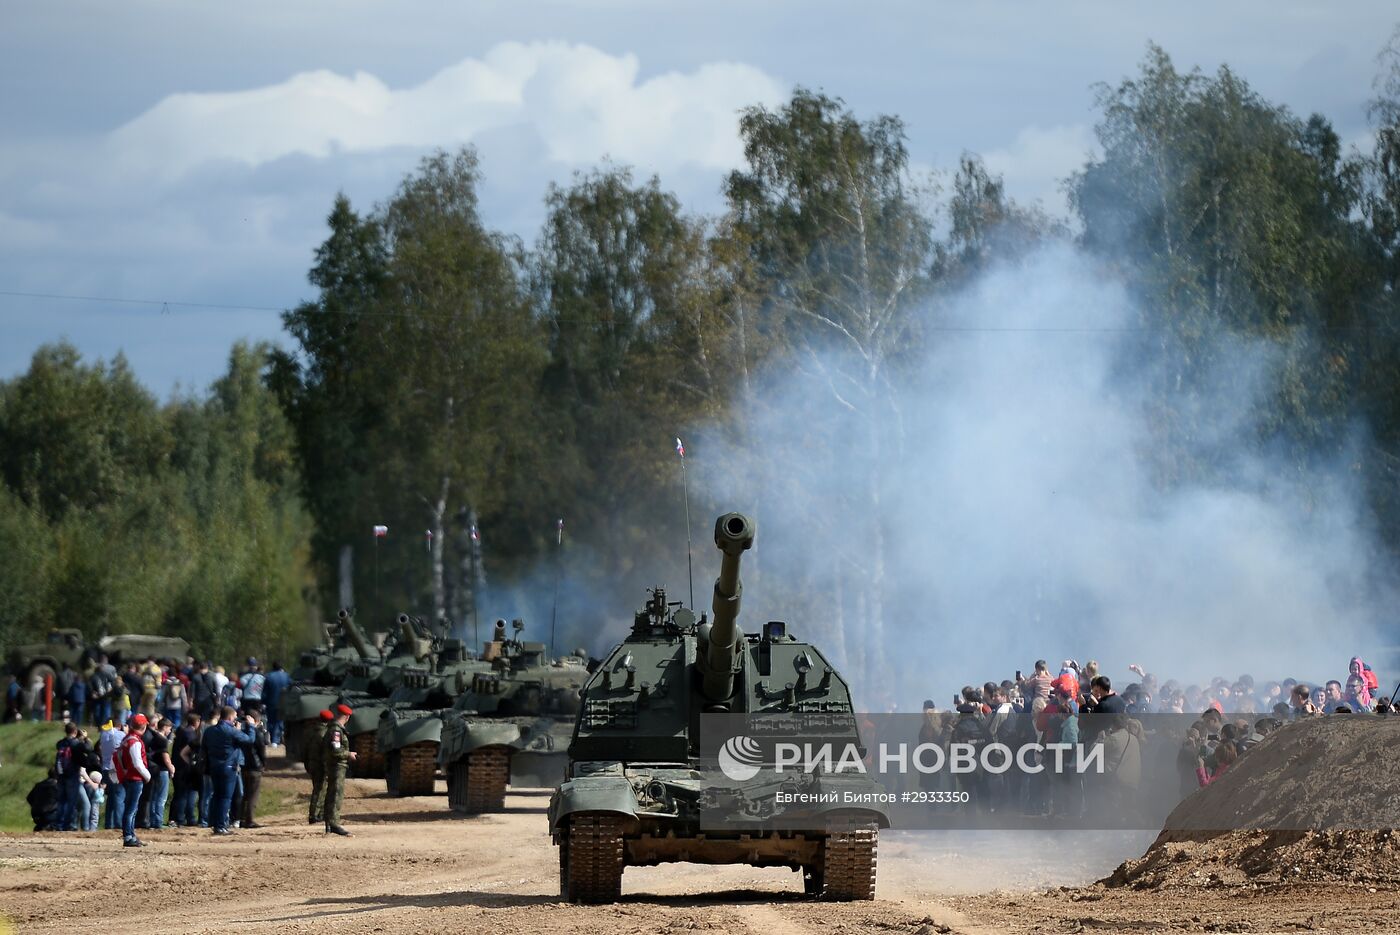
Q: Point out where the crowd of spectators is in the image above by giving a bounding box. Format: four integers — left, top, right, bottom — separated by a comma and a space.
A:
8, 656, 285, 844
905, 654, 1391, 820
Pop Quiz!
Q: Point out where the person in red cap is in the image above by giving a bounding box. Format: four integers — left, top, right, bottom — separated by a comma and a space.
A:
115, 714, 151, 847
322, 704, 357, 836
307, 710, 334, 825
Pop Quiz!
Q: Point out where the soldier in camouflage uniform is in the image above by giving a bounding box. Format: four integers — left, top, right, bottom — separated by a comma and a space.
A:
306, 709, 333, 824
323, 703, 356, 836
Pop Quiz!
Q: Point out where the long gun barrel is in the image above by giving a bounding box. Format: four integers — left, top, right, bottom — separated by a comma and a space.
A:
398, 613, 430, 662
338, 608, 376, 661
702, 512, 755, 702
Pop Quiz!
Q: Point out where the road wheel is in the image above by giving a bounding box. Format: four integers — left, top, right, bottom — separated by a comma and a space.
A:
562, 813, 625, 903
821, 821, 877, 900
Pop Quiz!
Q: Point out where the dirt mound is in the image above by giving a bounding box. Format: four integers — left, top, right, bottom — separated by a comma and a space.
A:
1152, 715, 1400, 833
1104, 715, 1400, 889
1105, 829, 1399, 888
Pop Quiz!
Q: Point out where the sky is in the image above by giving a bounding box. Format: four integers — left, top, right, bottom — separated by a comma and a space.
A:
2, 1, 1397, 395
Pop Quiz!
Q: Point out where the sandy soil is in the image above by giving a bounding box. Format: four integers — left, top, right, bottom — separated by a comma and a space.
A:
1, 753, 1395, 934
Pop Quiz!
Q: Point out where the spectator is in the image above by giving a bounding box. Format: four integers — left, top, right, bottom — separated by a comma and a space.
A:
1290, 683, 1318, 718
146, 717, 175, 830
115, 714, 151, 847
1344, 674, 1373, 713
88, 657, 116, 727
158, 669, 186, 728
263, 661, 291, 746
80, 768, 103, 830
98, 719, 126, 829
240, 710, 270, 829
56, 664, 76, 719
66, 669, 87, 727
219, 676, 242, 713
211, 665, 229, 698
111, 675, 131, 727
1323, 680, 1344, 713
1350, 656, 1379, 696
1020, 660, 1052, 711
204, 705, 255, 836
27, 769, 60, 831
239, 658, 266, 715
4, 673, 22, 722
190, 661, 218, 721
27, 671, 46, 721
1196, 739, 1238, 787
138, 659, 161, 720
53, 722, 88, 831
171, 712, 203, 827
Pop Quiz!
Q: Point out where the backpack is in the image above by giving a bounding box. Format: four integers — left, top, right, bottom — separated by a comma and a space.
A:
54, 739, 76, 777
89, 669, 113, 700
951, 714, 990, 748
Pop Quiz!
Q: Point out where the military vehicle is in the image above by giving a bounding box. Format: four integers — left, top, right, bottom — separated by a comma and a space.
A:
374, 638, 489, 797
281, 609, 381, 763
341, 613, 443, 778
7, 630, 190, 687
548, 512, 885, 903
290, 618, 361, 685
431, 620, 587, 810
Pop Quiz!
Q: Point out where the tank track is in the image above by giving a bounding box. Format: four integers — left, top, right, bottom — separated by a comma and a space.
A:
446, 747, 511, 813
560, 813, 625, 903
386, 741, 439, 797
351, 731, 386, 779
820, 822, 878, 900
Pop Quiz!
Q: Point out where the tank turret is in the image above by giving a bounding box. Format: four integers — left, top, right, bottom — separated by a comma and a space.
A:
338, 608, 378, 662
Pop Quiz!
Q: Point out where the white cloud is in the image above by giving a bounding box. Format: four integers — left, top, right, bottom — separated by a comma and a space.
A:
981, 123, 1096, 216
105, 41, 788, 177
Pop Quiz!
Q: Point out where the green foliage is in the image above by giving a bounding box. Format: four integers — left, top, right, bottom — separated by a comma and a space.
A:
1070, 44, 1384, 485
0, 342, 315, 663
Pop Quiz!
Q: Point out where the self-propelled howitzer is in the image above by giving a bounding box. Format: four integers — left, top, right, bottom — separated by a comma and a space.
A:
548, 512, 885, 904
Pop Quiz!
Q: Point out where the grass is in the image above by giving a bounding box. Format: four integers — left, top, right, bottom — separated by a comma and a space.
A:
0, 721, 65, 833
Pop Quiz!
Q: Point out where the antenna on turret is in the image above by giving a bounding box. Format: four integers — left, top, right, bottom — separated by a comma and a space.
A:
676, 437, 694, 608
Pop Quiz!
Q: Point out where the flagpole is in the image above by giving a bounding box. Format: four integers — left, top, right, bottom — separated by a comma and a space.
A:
550, 518, 563, 659
677, 437, 694, 609
469, 523, 480, 652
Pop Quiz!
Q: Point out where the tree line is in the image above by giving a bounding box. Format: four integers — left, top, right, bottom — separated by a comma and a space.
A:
5, 42, 1400, 670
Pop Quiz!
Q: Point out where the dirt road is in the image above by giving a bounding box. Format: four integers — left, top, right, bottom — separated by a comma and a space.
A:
2, 756, 1395, 934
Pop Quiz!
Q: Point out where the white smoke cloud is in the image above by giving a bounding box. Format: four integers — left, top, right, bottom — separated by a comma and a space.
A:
104, 41, 786, 178
693, 246, 1390, 705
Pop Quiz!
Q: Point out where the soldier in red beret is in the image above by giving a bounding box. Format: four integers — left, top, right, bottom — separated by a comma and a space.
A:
322, 704, 357, 835
306, 710, 335, 825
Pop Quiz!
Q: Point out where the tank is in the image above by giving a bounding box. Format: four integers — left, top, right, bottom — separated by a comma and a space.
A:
281, 608, 381, 764
547, 512, 886, 903
434, 620, 587, 812
340, 613, 441, 778
374, 637, 490, 797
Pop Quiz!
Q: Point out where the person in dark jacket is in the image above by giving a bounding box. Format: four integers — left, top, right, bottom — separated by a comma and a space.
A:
171, 713, 202, 826
239, 710, 270, 828
28, 769, 60, 831
204, 705, 255, 835
190, 662, 218, 721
